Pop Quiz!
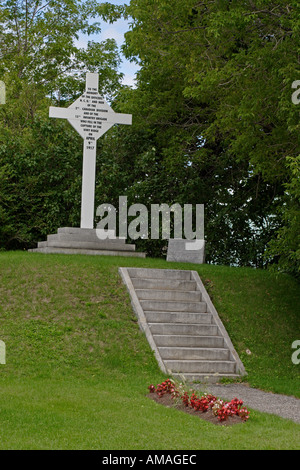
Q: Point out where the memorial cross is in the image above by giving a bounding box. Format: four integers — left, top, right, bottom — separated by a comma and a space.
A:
49, 73, 132, 229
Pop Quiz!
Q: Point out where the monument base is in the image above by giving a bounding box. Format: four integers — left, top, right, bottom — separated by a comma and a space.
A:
166, 239, 205, 264
28, 227, 146, 258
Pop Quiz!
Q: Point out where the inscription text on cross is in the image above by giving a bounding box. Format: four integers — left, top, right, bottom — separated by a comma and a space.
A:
49, 73, 132, 229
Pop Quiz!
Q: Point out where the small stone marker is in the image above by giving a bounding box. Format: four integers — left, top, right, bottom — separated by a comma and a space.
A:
0, 80, 5, 104
49, 73, 132, 229
167, 204, 206, 264
167, 239, 205, 264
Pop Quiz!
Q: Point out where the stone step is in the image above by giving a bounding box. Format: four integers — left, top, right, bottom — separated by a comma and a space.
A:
131, 278, 197, 291
58, 227, 117, 237
149, 323, 218, 336
135, 289, 201, 302
29, 247, 146, 258
158, 347, 230, 361
127, 268, 191, 280
153, 335, 225, 348
171, 373, 241, 384
140, 300, 207, 312
164, 359, 236, 374
144, 311, 212, 324
39, 239, 135, 251
58, 227, 124, 239
47, 229, 126, 245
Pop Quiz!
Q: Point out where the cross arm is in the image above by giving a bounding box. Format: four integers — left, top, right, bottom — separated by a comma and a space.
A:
49, 106, 77, 120
113, 113, 132, 125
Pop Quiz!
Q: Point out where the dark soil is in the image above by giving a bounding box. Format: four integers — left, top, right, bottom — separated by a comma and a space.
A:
147, 393, 244, 427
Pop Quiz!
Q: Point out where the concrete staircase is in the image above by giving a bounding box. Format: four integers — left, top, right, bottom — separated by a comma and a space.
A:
29, 227, 146, 258
119, 267, 246, 383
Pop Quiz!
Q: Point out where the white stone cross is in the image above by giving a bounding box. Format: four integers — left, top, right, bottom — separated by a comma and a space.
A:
49, 73, 132, 229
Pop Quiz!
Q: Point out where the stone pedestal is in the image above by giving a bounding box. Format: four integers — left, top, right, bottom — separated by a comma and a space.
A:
29, 227, 146, 258
166, 239, 205, 264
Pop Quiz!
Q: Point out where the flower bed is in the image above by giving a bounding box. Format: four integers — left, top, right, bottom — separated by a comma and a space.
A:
148, 379, 250, 426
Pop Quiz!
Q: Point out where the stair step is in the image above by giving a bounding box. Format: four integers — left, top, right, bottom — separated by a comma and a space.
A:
135, 289, 201, 302
144, 311, 212, 324
48, 232, 126, 244
153, 335, 225, 348
171, 373, 241, 384
164, 360, 236, 374
29, 247, 146, 257
149, 323, 218, 336
38, 240, 135, 251
131, 278, 197, 291
158, 347, 230, 361
140, 300, 207, 312
127, 268, 191, 280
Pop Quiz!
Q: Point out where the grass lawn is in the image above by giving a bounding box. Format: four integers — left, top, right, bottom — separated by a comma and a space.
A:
0, 251, 299, 450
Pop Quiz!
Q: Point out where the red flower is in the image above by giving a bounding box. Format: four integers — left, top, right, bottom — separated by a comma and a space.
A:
147, 379, 250, 423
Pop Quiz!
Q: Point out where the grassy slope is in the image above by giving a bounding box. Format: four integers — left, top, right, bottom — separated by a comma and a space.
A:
0, 251, 299, 450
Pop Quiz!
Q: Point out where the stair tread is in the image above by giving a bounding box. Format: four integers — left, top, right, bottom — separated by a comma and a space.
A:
136, 289, 198, 293
149, 322, 216, 327
172, 373, 240, 383
153, 334, 223, 337
144, 311, 210, 314
142, 298, 201, 302
127, 268, 191, 280
165, 359, 235, 363
136, 290, 201, 302
159, 346, 229, 350
150, 321, 212, 324
132, 278, 197, 291
31, 247, 144, 255
146, 314, 212, 324
131, 277, 188, 281
175, 373, 239, 375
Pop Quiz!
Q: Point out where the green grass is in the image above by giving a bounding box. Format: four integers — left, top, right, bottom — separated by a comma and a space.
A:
0, 251, 299, 450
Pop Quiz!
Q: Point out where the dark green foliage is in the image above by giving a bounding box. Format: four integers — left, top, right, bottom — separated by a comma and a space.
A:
0, 113, 82, 248
96, 0, 300, 274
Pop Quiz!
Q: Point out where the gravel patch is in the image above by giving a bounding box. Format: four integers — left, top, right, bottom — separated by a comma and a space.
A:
194, 384, 300, 424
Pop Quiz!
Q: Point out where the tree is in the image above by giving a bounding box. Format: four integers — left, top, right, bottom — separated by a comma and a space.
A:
0, 0, 124, 100
0, 0, 124, 248
96, 0, 300, 273
266, 155, 300, 278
